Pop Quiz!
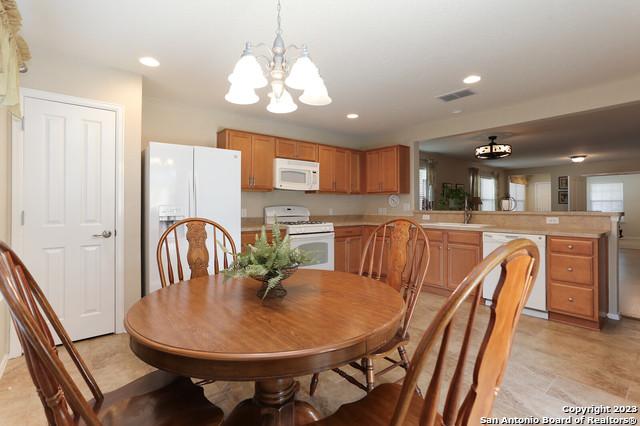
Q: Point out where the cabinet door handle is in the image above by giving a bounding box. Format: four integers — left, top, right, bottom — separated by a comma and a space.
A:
567, 267, 573, 272
568, 297, 575, 302
567, 244, 574, 249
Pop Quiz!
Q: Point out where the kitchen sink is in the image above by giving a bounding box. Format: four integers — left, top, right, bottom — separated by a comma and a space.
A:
421, 222, 491, 229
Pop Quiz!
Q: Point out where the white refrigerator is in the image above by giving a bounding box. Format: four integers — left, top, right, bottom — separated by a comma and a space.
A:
144, 142, 241, 294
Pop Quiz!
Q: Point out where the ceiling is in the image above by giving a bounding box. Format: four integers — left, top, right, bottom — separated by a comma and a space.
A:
419, 102, 640, 169
19, 0, 640, 137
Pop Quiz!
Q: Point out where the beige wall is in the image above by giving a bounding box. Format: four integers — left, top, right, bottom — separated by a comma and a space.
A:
142, 96, 372, 217
0, 48, 143, 359
509, 157, 640, 212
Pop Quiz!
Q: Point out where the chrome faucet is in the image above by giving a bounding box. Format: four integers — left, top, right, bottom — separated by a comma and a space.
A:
464, 195, 472, 224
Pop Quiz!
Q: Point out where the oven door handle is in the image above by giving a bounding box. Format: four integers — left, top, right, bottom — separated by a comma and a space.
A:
289, 232, 335, 241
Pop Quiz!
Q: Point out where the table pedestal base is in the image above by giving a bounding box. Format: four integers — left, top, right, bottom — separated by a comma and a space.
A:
224, 378, 321, 426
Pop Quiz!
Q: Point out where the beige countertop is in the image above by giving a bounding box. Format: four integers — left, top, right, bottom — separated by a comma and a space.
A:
241, 219, 609, 238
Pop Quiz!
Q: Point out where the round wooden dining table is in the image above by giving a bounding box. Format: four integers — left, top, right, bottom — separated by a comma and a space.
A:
125, 269, 405, 426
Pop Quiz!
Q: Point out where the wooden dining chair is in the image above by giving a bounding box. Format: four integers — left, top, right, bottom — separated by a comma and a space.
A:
310, 218, 431, 395
311, 238, 540, 426
0, 241, 224, 426
156, 217, 237, 288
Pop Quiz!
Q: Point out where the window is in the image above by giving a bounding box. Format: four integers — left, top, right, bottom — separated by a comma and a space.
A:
419, 166, 427, 210
509, 182, 526, 211
480, 177, 496, 211
588, 182, 624, 212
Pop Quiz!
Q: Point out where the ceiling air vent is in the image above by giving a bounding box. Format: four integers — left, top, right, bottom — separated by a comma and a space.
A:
437, 88, 476, 102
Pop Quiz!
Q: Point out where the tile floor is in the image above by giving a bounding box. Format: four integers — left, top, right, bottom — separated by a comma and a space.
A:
1, 294, 639, 425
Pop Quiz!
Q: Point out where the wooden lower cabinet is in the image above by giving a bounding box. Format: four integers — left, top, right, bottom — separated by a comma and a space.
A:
240, 229, 285, 253
446, 243, 481, 290
334, 226, 364, 273
547, 236, 607, 330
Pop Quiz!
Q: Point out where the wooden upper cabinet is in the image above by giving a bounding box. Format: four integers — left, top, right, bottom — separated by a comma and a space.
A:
251, 135, 275, 190
275, 138, 297, 159
364, 145, 410, 194
318, 146, 335, 191
349, 151, 363, 194
275, 138, 318, 161
296, 141, 318, 161
366, 151, 381, 193
380, 147, 399, 192
334, 148, 349, 193
219, 130, 252, 189
217, 129, 275, 191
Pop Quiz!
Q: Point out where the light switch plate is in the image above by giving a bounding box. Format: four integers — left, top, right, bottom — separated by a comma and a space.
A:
403, 203, 411, 211
546, 216, 560, 224
241, 208, 247, 218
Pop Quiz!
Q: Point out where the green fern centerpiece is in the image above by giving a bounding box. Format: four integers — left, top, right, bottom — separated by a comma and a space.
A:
225, 223, 310, 299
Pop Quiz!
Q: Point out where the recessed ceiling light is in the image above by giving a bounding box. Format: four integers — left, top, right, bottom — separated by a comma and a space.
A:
570, 155, 587, 163
452, 109, 463, 114
463, 75, 481, 84
346, 113, 359, 119
139, 56, 160, 67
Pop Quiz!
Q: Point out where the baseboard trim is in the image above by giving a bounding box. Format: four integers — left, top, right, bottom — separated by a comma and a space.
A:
0, 354, 7, 379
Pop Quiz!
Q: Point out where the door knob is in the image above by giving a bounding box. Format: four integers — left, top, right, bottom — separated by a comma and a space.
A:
568, 297, 574, 302
93, 230, 112, 238
567, 267, 573, 272
567, 244, 574, 249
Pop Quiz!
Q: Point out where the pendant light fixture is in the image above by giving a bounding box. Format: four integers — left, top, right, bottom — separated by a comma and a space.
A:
475, 136, 512, 160
225, 0, 331, 113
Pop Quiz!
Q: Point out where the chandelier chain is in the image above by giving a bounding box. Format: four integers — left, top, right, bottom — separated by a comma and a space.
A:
276, 0, 282, 35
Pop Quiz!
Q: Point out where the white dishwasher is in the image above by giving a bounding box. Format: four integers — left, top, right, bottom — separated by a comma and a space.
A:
482, 233, 548, 319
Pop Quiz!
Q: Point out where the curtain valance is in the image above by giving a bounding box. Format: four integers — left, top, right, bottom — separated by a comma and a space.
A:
0, 0, 31, 114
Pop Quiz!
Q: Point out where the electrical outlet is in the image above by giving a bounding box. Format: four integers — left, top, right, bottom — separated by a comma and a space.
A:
328, 208, 334, 215
546, 216, 560, 224
241, 208, 247, 218
422, 214, 431, 221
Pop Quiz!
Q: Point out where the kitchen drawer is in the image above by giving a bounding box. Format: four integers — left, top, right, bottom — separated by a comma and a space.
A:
548, 282, 594, 319
549, 237, 593, 256
424, 229, 444, 242
335, 226, 363, 238
549, 253, 593, 285
447, 231, 481, 246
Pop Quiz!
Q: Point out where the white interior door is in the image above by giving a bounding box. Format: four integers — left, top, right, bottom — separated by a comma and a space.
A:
534, 182, 551, 211
20, 96, 117, 342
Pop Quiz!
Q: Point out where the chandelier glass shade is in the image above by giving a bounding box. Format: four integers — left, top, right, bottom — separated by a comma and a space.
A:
225, 0, 331, 113
475, 136, 512, 160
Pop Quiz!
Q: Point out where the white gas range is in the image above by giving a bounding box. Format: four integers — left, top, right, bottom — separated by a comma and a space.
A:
264, 206, 335, 271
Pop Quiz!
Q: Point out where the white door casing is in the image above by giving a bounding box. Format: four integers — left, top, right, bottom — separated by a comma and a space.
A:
10, 89, 125, 357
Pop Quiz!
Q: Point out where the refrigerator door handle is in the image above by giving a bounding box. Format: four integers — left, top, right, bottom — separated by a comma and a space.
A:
193, 172, 198, 216
188, 175, 194, 217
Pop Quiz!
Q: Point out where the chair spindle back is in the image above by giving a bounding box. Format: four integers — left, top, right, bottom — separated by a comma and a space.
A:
156, 217, 237, 287
389, 238, 539, 426
359, 218, 431, 337
0, 241, 103, 426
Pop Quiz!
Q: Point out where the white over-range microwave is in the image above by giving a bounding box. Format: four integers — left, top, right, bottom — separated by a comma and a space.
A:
273, 158, 320, 191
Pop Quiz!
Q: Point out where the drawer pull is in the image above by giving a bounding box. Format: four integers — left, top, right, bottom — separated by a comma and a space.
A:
567, 244, 573, 249
567, 267, 574, 272
568, 297, 574, 302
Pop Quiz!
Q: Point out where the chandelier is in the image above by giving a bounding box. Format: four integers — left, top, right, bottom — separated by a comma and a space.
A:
475, 136, 512, 160
225, 0, 331, 114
